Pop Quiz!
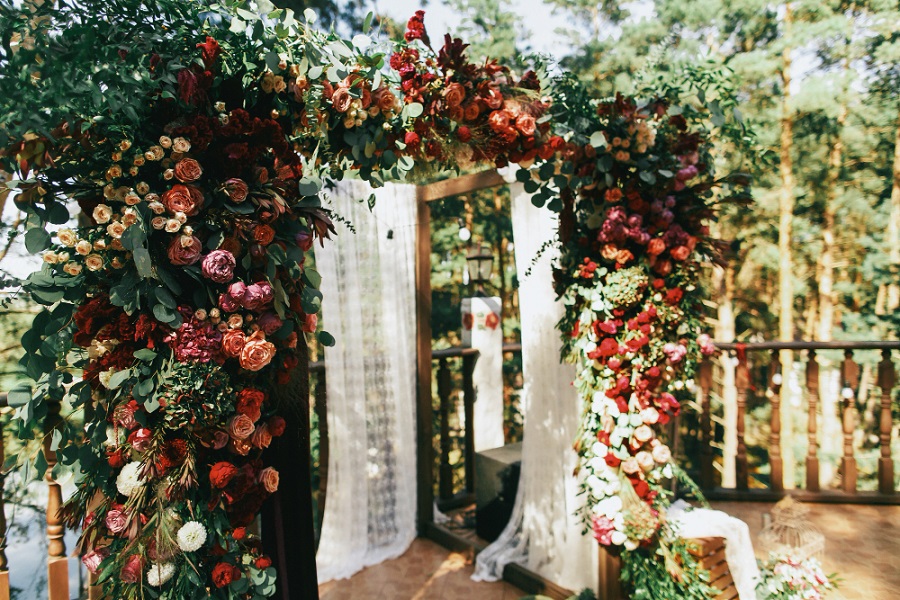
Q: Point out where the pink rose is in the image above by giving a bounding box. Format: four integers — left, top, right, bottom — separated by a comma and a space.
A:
592, 515, 615, 546
212, 429, 230, 450
120, 555, 143, 584
219, 293, 239, 312
202, 250, 237, 283
105, 508, 128, 534
223, 178, 249, 203
81, 548, 108, 574
239, 331, 276, 372
331, 87, 352, 113
167, 235, 202, 266
228, 414, 256, 440
259, 467, 279, 493
228, 281, 248, 300
241, 282, 273, 310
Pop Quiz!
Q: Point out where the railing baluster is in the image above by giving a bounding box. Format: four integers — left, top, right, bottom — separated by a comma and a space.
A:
735, 356, 749, 490
44, 398, 68, 600
462, 354, 476, 496
840, 350, 859, 493
806, 350, 821, 492
877, 349, 896, 494
768, 349, 784, 492
314, 368, 328, 549
0, 400, 9, 600
438, 358, 453, 501
698, 358, 714, 490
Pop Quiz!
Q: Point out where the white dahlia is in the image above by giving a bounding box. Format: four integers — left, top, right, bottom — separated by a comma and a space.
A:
115, 461, 144, 497
176, 521, 207, 553
147, 562, 175, 587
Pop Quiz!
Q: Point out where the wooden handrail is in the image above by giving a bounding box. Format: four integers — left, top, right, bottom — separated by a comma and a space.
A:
714, 340, 900, 351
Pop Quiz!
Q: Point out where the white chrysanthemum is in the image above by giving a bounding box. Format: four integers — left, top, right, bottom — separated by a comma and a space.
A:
176, 521, 207, 553
116, 461, 144, 497
147, 562, 175, 587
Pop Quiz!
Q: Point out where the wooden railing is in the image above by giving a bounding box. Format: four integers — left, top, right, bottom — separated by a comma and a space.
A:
697, 341, 900, 502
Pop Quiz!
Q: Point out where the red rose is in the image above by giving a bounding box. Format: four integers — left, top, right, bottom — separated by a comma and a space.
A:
670, 245, 691, 261
647, 238, 666, 256
457, 126, 472, 142
665, 288, 684, 305
598, 337, 619, 357
236, 389, 265, 422
212, 562, 234, 588
128, 427, 152, 452
488, 110, 512, 133
605, 453, 622, 468
232, 527, 246, 540
210, 461, 239, 488
404, 131, 420, 150
253, 225, 276, 246
255, 556, 273, 569
443, 82, 466, 109
106, 447, 126, 468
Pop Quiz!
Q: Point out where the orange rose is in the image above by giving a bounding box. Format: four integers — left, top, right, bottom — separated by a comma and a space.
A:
228, 414, 255, 440
670, 245, 691, 261
162, 184, 204, 216
463, 102, 481, 121
647, 238, 666, 257
258, 467, 279, 493
221, 330, 246, 358
443, 82, 466, 108
174, 158, 203, 182
331, 87, 352, 113
239, 331, 276, 372
488, 110, 512, 133
374, 87, 396, 112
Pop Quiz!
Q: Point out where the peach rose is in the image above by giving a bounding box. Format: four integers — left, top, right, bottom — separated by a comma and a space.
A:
174, 158, 203, 182
636, 451, 655, 471
221, 330, 246, 358
239, 331, 276, 372
374, 87, 396, 111
331, 87, 353, 113
228, 414, 256, 440
444, 82, 466, 108
621, 457, 640, 475
162, 184, 204, 216
251, 424, 272, 449
259, 467, 279, 493
633, 425, 655, 443
515, 113, 536, 136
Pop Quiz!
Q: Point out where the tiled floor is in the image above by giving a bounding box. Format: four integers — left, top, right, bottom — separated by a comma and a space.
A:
318, 538, 525, 600
319, 503, 900, 599
711, 501, 900, 600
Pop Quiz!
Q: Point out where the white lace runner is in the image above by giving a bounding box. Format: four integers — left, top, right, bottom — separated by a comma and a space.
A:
473, 181, 598, 591
315, 179, 418, 582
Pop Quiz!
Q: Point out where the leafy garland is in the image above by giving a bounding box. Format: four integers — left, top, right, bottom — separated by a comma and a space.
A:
0, 2, 751, 598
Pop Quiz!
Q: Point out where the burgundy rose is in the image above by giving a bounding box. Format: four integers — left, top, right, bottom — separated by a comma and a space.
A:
257, 312, 283, 335
443, 82, 466, 109
219, 293, 239, 313
202, 250, 237, 284
212, 430, 230, 450
212, 562, 234, 588
168, 235, 202, 266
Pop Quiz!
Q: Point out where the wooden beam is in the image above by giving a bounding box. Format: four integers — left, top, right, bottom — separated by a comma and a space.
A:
415, 198, 435, 534
417, 170, 506, 203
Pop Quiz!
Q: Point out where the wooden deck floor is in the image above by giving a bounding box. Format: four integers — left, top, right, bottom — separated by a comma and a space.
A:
319, 502, 900, 600
318, 538, 525, 600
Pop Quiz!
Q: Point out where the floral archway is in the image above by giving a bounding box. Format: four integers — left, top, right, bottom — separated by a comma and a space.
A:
0, 2, 751, 598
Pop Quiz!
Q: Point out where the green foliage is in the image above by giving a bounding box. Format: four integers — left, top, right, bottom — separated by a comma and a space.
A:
620, 540, 718, 600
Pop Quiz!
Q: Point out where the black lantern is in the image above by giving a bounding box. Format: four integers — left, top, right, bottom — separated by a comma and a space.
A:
466, 243, 494, 296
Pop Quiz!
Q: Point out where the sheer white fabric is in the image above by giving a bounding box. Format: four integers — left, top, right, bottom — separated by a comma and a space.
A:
315, 180, 419, 582
669, 500, 761, 599
473, 181, 598, 591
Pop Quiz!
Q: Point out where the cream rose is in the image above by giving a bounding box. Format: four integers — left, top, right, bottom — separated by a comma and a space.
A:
85, 254, 104, 271
74, 240, 91, 255
159, 135, 172, 148
652, 444, 672, 464
633, 425, 654, 443
107, 222, 126, 239
93, 204, 113, 224
43, 252, 58, 264
57, 228, 77, 247
172, 137, 191, 153
124, 193, 141, 206
636, 451, 655, 472
63, 261, 82, 276
148, 201, 165, 215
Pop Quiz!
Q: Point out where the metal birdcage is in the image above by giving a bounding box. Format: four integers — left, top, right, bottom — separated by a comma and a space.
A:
758, 496, 825, 560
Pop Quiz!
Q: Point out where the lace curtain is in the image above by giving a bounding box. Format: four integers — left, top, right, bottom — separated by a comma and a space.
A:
314, 179, 419, 582
473, 181, 598, 592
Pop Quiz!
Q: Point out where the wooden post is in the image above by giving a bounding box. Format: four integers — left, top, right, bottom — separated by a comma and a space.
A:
438, 358, 453, 501
768, 350, 784, 492
462, 353, 477, 495
806, 350, 821, 492
260, 343, 319, 600
314, 367, 328, 548
415, 195, 435, 533
597, 549, 623, 600
44, 398, 68, 600
735, 357, 749, 490
840, 350, 859, 493
698, 358, 714, 490
877, 349, 896, 494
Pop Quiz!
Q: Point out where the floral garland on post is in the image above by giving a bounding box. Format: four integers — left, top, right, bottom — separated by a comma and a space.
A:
1, 1, 752, 597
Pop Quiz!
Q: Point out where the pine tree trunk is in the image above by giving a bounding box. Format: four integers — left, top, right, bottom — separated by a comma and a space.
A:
778, 2, 796, 488
887, 109, 900, 311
